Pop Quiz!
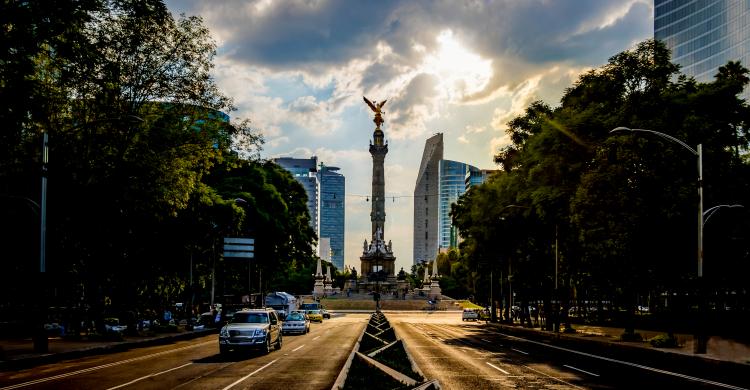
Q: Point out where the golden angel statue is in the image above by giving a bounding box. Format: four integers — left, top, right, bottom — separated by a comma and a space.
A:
363, 96, 387, 129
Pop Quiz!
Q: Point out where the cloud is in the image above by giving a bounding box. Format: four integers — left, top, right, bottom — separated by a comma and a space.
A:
164, 0, 655, 268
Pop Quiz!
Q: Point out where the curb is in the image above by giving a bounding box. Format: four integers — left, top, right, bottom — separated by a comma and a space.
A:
0, 328, 217, 371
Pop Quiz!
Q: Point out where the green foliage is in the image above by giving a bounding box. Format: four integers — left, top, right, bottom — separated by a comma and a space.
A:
619, 331, 643, 342
649, 334, 679, 348
0, 0, 312, 322
451, 39, 750, 325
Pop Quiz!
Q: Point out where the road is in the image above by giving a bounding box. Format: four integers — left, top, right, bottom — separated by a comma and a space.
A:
1, 312, 747, 390
0, 314, 367, 390
388, 312, 749, 390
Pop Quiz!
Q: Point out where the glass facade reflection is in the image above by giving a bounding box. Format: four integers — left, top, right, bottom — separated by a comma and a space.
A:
655, 0, 750, 100
319, 165, 345, 270
439, 160, 478, 250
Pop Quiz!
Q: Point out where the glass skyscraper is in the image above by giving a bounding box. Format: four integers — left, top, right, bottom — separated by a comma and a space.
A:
438, 160, 479, 250
273, 157, 319, 236
319, 165, 345, 270
655, 0, 750, 100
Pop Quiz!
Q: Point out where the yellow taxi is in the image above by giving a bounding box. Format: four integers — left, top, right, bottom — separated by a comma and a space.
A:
305, 309, 324, 323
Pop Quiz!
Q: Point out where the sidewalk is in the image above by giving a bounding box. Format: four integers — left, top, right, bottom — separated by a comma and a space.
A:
0, 328, 216, 370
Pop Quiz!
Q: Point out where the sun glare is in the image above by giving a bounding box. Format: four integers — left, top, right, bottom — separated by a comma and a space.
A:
422, 30, 492, 102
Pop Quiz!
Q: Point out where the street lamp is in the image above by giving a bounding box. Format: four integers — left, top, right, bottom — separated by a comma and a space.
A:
703, 204, 744, 226
610, 126, 705, 352
610, 127, 704, 277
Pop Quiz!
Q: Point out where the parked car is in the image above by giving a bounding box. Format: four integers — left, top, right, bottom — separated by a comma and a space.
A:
281, 311, 310, 335
305, 309, 324, 323
461, 309, 479, 321
104, 317, 127, 333
219, 308, 282, 355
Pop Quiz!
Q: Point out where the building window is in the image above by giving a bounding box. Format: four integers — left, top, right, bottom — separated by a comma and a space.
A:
425, 219, 428, 228
425, 231, 428, 239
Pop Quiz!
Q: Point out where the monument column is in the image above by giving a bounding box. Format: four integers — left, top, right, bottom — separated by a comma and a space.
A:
361, 96, 396, 280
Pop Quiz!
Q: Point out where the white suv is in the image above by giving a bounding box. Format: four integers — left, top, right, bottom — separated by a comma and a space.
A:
462, 309, 479, 321
219, 308, 282, 355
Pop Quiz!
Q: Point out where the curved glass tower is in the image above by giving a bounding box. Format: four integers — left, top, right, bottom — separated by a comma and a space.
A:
655, 0, 750, 100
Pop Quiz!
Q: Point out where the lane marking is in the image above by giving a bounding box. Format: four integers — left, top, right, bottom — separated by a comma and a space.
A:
313, 336, 321, 340
221, 358, 278, 390
106, 362, 192, 389
511, 348, 528, 355
492, 331, 749, 390
523, 365, 584, 389
486, 362, 510, 375
0, 340, 214, 390
292, 345, 305, 352
481, 339, 492, 343
564, 364, 599, 377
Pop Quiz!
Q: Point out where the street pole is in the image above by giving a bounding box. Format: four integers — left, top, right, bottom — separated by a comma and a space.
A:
610, 127, 706, 353
34, 131, 49, 353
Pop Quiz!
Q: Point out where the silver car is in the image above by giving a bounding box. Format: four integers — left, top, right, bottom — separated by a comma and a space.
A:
281, 311, 310, 335
219, 308, 282, 355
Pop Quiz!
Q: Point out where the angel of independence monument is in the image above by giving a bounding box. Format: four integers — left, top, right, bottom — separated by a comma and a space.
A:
355, 97, 397, 293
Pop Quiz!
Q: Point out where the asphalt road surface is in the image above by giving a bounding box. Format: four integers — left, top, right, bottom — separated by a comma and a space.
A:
0, 313, 367, 390
388, 312, 749, 390
1, 312, 747, 390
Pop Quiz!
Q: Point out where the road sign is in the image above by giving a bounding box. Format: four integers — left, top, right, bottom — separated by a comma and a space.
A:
223, 237, 254, 258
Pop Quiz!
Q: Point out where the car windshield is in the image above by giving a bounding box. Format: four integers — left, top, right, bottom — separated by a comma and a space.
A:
307, 310, 321, 315
231, 312, 269, 324
286, 313, 305, 321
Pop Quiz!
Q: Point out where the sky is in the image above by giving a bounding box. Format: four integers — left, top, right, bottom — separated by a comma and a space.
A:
164, 0, 654, 273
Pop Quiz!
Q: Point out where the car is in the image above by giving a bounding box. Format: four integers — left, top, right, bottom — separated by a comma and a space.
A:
104, 317, 127, 333
321, 308, 331, 319
281, 311, 310, 334
219, 308, 282, 355
462, 309, 479, 321
305, 309, 323, 323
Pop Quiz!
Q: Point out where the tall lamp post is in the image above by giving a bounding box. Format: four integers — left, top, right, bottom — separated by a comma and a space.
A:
610, 126, 705, 352
610, 127, 703, 276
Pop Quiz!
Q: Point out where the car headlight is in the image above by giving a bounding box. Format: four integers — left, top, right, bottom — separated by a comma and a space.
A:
220, 327, 229, 337
254, 328, 268, 337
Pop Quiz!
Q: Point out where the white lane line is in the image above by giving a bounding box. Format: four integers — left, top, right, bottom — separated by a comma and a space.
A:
564, 364, 599, 377
106, 362, 193, 389
313, 335, 321, 340
0, 340, 214, 390
221, 358, 278, 390
292, 344, 305, 352
486, 362, 510, 375
493, 331, 749, 390
511, 348, 528, 355
523, 365, 584, 389
481, 339, 492, 343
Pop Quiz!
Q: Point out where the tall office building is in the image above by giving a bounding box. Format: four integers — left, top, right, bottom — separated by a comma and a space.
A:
319, 164, 345, 270
273, 157, 319, 236
413, 133, 443, 266
438, 160, 479, 250
655, 0, 750, 100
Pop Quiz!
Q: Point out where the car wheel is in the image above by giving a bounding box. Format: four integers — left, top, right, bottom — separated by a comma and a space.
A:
275, 333, 282, 350
220, 345, 229, 355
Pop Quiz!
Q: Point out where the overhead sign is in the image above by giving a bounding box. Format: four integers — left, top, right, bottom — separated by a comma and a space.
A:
223, 237, 254, 258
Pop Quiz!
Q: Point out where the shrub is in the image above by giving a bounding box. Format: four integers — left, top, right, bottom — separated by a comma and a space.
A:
649, 334, 679, 348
